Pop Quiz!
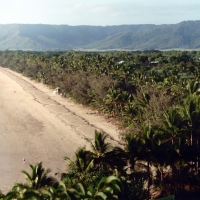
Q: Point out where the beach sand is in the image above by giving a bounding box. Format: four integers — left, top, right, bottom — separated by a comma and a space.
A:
0, 67, 122, 193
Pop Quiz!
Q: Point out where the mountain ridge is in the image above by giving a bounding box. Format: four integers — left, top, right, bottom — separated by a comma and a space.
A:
0, 21, 199, 51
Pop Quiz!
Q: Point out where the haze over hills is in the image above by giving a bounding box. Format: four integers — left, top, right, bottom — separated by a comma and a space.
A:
0, 21, 200, 51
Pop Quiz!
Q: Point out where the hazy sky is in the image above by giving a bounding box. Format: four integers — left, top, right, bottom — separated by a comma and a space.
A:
0, 0, 199, 25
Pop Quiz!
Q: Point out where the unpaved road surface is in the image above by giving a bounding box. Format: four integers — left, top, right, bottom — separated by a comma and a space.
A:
0, 67, 121, 193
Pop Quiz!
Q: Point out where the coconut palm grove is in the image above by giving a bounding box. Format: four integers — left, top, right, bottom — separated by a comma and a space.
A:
1, 50, 200, 199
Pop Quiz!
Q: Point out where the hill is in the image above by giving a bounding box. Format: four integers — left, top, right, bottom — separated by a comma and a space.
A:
0, 21, 200, 50
85, 21, 200, 50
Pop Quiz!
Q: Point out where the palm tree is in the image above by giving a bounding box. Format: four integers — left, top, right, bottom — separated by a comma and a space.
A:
153, 140, 174, 195
162, 107, 183, 146
13, 162, 57, 191
6, 162, 57, 199
86, 131, 111, 161
103, 88, 122, 116
64, 147, 94, 181
160, 107, 185, 192
124, 133, 142, 172
86, 130, 126, 174
179, 94, 200, 174
139, 124, 161, 199
94, 130, 111, 151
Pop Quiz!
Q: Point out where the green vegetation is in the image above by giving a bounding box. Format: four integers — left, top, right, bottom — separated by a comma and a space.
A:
1, 50, 200, 199
1, 21, 200, 50
0, 24, 153, 51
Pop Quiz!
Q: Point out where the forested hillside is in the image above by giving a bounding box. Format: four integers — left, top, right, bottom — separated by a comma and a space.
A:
86, 21, 200, 50
1, 21, 200, 50
0, 24, 155, 50
1, 50, 200, 199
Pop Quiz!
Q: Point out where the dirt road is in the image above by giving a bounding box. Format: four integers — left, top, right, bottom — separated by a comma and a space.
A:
0, 67, 121, 193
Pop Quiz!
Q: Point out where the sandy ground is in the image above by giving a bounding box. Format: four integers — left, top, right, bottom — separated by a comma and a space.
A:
0, 67, 122, 193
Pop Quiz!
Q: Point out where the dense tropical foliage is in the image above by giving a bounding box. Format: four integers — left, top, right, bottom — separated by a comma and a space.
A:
1, 50, 200, 199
